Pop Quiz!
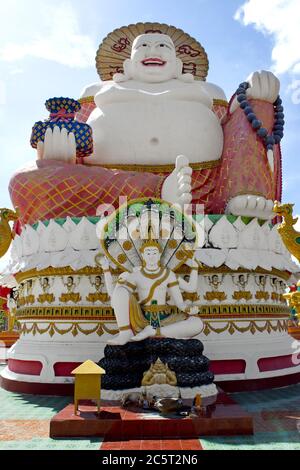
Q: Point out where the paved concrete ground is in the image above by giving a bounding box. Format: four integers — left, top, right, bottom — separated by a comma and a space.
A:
0, 366, 299, 450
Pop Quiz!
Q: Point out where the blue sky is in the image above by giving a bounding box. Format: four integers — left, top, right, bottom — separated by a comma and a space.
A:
0, 0, 299, 214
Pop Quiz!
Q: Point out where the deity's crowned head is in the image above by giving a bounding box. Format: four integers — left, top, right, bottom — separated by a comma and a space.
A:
127, 33, 182, 83
140, 240, 162, 268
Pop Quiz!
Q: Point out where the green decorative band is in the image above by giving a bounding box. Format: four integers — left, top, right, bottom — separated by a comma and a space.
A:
16, 303, 290, 321
16, 306, 115, 321
29, 213, 269, 232
198, 304, 290, 317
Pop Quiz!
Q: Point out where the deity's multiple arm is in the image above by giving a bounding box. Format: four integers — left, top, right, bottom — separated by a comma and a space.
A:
100, 257, 115, 298
167, 271, 198, 315
177, 258, 199, 293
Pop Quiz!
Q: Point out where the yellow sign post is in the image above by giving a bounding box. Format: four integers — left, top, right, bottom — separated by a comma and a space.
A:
72, 360, 106, 415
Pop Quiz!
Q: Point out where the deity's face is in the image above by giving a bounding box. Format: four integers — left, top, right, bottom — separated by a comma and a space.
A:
67, 277, 74, 287
95, 276, 101, 287
212, 275, 218, 283
239, 275, 245, 283
141, 247, 161, 269
129, 34, 179, 83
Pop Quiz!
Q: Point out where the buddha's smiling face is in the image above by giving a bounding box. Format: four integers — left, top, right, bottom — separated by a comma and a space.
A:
130, 34, 178, 83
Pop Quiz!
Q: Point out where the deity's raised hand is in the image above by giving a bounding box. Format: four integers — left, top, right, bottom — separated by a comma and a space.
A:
99, 256, 110, 271
184, 255, 198, 269
37, 126, 76, 163
187, 306, 199, 316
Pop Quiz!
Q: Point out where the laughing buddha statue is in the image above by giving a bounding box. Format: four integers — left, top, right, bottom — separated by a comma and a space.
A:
10, 23, 282, 225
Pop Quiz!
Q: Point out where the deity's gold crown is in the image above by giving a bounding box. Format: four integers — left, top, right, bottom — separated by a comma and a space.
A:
139, 239, 162, 253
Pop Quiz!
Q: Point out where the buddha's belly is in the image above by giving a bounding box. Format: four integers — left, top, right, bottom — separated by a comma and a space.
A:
87, 101, 224, 166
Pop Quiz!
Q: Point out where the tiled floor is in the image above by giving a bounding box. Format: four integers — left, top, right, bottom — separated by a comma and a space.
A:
0, 365, 299, 450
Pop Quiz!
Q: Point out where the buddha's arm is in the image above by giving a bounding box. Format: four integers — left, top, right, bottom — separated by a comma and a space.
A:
216, 71, 282, 219
229, 71, 280, 114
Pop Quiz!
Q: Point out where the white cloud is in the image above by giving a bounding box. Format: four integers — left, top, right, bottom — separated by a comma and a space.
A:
0, 1, 96, 68
0, 80, 6, 106
235, 0, 300, 75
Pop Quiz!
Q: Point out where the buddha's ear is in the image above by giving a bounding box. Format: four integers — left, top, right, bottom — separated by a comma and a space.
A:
123, 59, 133, 79
175, 58, 183, 79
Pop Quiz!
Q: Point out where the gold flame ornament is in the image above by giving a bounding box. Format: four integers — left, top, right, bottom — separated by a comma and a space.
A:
0, 208, 19, 259
273, 201, 300, 262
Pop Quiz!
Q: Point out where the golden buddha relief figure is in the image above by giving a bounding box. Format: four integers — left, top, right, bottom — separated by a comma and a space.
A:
86, 275, 110, 303
37, 277, 55, 304
204, 274, 227, 302
255, 275, 270, 302
18, 282, 26, 307
25, 279, 35, 305
59, 276, 82, 304
232, 273, 252, 302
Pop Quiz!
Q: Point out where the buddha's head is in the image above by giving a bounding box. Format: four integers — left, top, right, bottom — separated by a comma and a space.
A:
125, 33, 182, 83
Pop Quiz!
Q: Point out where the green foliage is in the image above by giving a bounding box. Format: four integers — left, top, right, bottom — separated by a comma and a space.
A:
0, 311, 5, 331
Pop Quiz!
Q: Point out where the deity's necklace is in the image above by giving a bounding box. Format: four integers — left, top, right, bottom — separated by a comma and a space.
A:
141, 266, 165, 279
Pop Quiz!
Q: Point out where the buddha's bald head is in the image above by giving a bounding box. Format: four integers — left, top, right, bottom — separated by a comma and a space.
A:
126, 33, 182, 83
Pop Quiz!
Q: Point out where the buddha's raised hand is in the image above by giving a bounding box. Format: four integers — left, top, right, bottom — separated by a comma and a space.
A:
246, 71, 280, 103
37, 126, 76, 163
161, 155, 192, 207
230, 70, 280, 113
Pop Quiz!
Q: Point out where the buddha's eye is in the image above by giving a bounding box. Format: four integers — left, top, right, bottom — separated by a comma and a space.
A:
142, 44, 147, 47
160, 44, 165, 47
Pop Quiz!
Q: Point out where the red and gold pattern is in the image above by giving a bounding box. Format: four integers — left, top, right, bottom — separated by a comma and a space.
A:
9, 100, 281, 224
76, 98, 96, 124
9, 160, 166, 224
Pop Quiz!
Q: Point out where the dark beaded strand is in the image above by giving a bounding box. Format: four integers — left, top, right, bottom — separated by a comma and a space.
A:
236, 82, 284, 152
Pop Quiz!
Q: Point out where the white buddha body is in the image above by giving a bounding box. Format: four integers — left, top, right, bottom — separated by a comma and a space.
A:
36, 31, 280, 217
86, 33, 225, 166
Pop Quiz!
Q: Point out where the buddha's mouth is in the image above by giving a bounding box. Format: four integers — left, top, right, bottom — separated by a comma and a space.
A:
141, 58, 166, 67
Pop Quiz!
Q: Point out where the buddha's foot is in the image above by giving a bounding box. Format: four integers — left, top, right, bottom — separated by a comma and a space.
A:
131, 325, 156, 342
107, 329, 134, 345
